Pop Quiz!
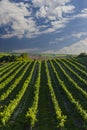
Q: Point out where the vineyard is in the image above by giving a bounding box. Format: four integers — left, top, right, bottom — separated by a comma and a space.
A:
0, 58, 87, 130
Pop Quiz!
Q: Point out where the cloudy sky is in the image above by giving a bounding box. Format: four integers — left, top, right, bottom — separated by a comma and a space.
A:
0, 0, 87, 54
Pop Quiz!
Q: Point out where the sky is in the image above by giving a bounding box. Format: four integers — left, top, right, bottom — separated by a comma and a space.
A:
0, 0, 87, 54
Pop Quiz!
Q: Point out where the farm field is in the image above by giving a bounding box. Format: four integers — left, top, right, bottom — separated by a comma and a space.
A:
0, 58, 87, 130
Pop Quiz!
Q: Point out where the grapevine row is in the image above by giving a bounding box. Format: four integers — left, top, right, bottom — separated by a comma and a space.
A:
68, 58, 87, 71
26, 62, 41, 128
0, 62, 18, 78
48, 61, 80, 128
45, 60, 67, 128
0, 61, 37, 126
0, 62, 26, 91
73, 57, 87, 67
0, 62, 31, 101
62, 59, 87, 78
50, 60, 87, 127
0, 62, 22, 83
55, 59, 87, 99
0, 62, 13, 72
58, 59, 87, 87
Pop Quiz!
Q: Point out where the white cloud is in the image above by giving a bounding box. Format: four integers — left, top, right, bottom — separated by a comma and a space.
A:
35, 1, 75, 18
73, 8, 87, 19
72, 32, 87, 39
36, 6, 48, 18
81, 8, 87, 13
58, 38, 87, 54
42, 28, 55, 33
62, 5, 75, 13
0, 0, 30, 25
51, 19, 67, 29
0, 0, 39, 38
0, 32, 22, 39
34, 0, 75, 30
32, 0, 71, 7
0, 0, 75, 38
1, 0, 87, 40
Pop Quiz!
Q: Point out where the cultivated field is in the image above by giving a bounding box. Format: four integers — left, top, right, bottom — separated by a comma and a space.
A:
0, 58, 87, 130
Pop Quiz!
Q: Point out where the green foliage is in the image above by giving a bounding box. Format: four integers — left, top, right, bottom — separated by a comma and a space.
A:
0, 61, 36, 126
0, 62, 23, 90
20, 53, 28, 59
26, 62, 41, 128
78, 52, 87, 57
0, 58, 87, 130
53, 59, 87, 123
0, 63, 30, 101
0, 53, 31, 62
45, 60, 67, 128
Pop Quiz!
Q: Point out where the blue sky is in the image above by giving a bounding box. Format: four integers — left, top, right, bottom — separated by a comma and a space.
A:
0, 0, 87, 54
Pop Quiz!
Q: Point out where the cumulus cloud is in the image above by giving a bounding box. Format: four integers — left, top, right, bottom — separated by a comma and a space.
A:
32, 0, 71, 7
58, 38, 87, 54
73, 8, 87, 19
35, 0, 75, 29
0, 0, 39, 38
72, 32, 87, 39
34, 0, 75, 19
51, 20, 67, 30
81, 8, 87, 14
0, 0, 75, 38
0, 1, 28, 25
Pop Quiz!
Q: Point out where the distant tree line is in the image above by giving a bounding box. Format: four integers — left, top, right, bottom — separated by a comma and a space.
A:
0, 53, 30, 62
78, 52, 87, 57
